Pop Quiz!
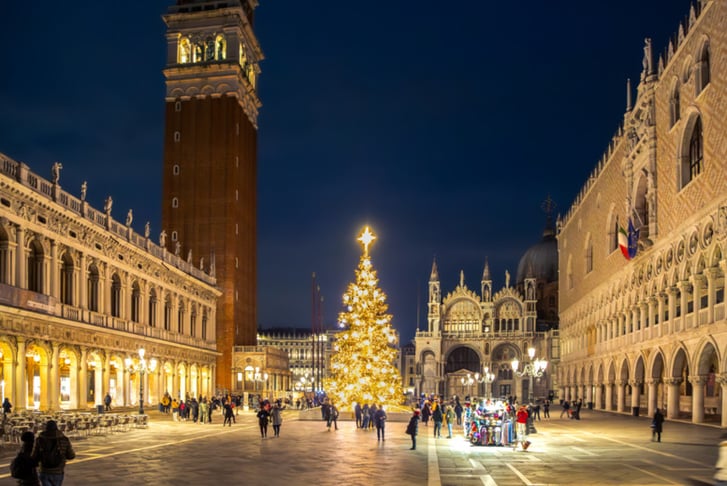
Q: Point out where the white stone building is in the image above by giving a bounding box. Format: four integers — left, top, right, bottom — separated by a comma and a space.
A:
0, 156, 221, 411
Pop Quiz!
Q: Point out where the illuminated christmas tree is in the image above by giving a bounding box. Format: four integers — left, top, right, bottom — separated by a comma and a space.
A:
324, 227, 404, 410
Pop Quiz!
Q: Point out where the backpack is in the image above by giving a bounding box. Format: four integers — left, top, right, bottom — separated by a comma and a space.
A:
41, 439, 63, 468
10, 452, 34, 479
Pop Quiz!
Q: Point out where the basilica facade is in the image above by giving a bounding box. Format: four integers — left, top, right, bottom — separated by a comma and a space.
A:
558, 0, 727, 425
0, 156, 220, 411
414, 260, 558, 402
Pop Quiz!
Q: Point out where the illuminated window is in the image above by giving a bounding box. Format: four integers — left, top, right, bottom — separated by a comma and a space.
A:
178, 38, 191, 64
215, 34, 226, 60
205, 37, 215, 61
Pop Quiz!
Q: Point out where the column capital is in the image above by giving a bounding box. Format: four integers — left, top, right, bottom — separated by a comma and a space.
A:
664, 378, 683, 386
689, 375, 709, 386
716, 373, 727, 386
646, 378, 660, 386
629, 380, 643, 387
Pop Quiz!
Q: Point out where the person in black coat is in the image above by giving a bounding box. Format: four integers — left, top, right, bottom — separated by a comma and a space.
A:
257, 407, 270, 438
652, 408, 665, 442
406, 410, 421, 450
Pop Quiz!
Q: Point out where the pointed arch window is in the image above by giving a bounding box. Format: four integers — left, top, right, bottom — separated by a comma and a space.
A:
215, 34, 226, 60
696, 42, 710, 94
680, 116, 704, 189
585, 236, 593, 274
201, 309, 208, 339
670, 82, 680, 128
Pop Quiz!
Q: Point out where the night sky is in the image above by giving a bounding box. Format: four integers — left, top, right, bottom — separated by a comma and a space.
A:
0, 1, 692, 343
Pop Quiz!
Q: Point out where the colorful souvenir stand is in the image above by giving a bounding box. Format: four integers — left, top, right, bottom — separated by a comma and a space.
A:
463, 399, 514, 446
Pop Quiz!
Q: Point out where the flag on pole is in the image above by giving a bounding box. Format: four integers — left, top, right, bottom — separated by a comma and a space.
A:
618, 218, 640, 261
618, 224, 630, 260
627, 218, 640, 259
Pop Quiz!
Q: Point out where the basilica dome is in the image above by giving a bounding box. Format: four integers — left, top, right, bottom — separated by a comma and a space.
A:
516, 220, 558, 286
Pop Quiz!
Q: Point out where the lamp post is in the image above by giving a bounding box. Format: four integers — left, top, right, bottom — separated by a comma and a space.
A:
125, 348, 157, 415
460, 375, 474, 399
480, 367, 495, 400
511, 347, 548, 404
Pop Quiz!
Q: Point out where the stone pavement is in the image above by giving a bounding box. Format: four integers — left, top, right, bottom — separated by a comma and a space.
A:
0, 408, 722, 485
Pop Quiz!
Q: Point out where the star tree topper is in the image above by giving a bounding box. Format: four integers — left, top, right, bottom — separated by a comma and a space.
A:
357, 226, 376, 256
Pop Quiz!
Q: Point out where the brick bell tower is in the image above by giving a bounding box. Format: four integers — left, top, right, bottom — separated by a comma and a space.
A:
162, 0, 263, 391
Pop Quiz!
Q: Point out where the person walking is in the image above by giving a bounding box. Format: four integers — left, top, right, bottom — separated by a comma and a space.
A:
513, 405, 531, 451
327, 402, 339, 431
3, 397, 12, 416
374, 405, 387, 441
406, 409, 420, 450
560, 400, 570, 419
103, 393, 112, 412
223, 402, 234, 427
361, 404, 370, 430
10, 431, 39, 485
271, 402, 284, 437
354, 402, 363, 429
543, 399, 550, 419
432, 402, 443, 438
257, 406, 270, 438
454, 400, 463, 425
445, 405, 456, 438
31, 420, 75, 486
651, 408, 665, 442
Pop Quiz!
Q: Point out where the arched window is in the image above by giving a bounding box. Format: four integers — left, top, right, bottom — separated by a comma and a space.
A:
88, 264, 99, 312
696, 42, 710, 94
190, 306, 197, 337
60, 252, 74, 305
215, 34, 226, 60
27, 239, 44, 293
110, 273, 121, 318
609, 216, 620, 253
585, 235, 593, 274
205, 37, 215, 61
681, 116, 704, 189
131, 282, 141, 322
193, 42, 203, 63
567, 256, 574, 290
148, 288, 157, 327
670, 82, 680, 128
178, 37, 191, 64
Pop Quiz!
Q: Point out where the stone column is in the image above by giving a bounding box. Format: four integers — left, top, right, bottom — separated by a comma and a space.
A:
79, 253, 87, 310
15, 227, 25, 289
718, 374, 727, 428
604, 382, 613, 411
667, 287, 677, 333
679, 282, 692, 328
647, 379, 658, 417
616, 380, 626, 412
665, 378, 682, 419
690, 375, 707, 424
692, 275, 705, 323
586, 382, 593, 408
15, 338, 27, 410
630, 380, 642, 415
78, 348, 88, 409
50, 240, 59, 300
123, 367, 131, 407
49, 343, 60, 411
594, 385, 602, 409
706, 268, 718, 324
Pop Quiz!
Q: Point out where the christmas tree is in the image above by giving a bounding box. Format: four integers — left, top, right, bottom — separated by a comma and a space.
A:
324, 227, 404, 410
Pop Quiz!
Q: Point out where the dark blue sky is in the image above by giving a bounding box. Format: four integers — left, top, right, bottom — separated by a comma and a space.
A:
0, 1, 692, 343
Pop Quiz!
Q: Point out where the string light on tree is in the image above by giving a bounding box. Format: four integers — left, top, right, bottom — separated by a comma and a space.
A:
324, 226, 404, 410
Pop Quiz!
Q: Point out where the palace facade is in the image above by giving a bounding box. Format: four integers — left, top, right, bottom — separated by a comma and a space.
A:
558, 0, 727, 424
0, 156, 221, 411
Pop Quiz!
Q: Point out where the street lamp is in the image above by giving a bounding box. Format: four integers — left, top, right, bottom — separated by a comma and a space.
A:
511, 347, 548, 403
125, 348, 157, 415
480, 367, 495, 400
